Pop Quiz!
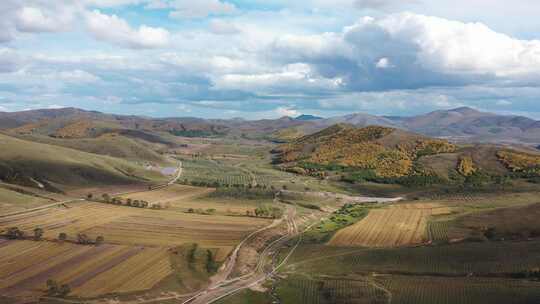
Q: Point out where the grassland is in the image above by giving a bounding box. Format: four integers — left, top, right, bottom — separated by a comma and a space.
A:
0, 133, 166, 190
0, 186, 54, 214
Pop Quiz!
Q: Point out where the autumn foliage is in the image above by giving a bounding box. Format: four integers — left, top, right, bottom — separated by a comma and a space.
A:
275, 124, 456, 178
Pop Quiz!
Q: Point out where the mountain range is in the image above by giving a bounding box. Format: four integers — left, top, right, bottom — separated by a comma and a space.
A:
0, 106, 538, 146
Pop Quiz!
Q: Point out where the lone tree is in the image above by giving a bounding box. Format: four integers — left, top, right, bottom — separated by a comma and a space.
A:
6, 227, 24, 240
87, 193, 93, 200
58, 232, 67, 242
77, 233, 90, 245
95, 236, 104, 246
58, 284, 71, 297
46, 279, 59, 296
101, 193, 110, 203
33, 227, 44, 241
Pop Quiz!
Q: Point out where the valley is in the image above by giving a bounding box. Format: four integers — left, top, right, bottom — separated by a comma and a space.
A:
0, 108, 539, 304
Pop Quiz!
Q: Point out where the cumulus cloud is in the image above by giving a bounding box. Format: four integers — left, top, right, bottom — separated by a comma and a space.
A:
275, 106, 300, 117
15, 6, 74, 32
85, 10, 170, 49
271, 13, 540, 92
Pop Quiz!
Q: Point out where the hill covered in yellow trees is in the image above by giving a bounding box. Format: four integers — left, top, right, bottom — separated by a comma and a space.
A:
273, 124, 540, 187
274, 124, 456, 178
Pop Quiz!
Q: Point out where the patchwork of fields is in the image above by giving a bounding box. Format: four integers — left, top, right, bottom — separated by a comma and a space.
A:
0, 240, 172, 299
328, 203, 452, 247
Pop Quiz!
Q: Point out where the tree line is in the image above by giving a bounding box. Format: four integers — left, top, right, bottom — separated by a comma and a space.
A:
2, 226, 104, 246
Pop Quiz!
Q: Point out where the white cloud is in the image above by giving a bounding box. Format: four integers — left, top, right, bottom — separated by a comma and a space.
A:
270, 12, 540, 92
85, 10, 170, 49
15, 6, 74, 32
209, 19, 240, 35
56, 70, 101, 83
168, 0, 237, 19
214, 63, 343, 92
375, 57, 393, 69
275, 106, 300, 117
367, 13, 540, 77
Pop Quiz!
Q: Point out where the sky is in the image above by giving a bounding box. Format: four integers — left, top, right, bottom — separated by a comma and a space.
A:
1, 0, 540, 119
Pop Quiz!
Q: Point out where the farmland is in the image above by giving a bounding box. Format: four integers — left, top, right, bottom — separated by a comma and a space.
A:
289, 240, 540, 276
328, 203, 452, 247
0, 201, 271, 249
0, 240, 172, 299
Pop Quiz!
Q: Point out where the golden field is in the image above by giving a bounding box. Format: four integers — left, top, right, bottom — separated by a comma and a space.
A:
0, 240, 172, 298
328, 203, 452, 247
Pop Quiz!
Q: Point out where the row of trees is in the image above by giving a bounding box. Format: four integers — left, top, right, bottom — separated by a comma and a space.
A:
246, 206, 283, 219
89, 193, 163, 209
5, 227, 43, 240
179, 178, 278, 190
186, 208, 216, 215
2, 227, 104, 246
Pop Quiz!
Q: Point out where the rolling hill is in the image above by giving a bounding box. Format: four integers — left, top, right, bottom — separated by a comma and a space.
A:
0, 133, 165, 192
273, 124, 540, 186
271, 108, 540, 145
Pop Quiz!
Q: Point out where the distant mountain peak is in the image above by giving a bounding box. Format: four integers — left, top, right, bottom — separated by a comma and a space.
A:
295, 114, 323, 121
449, 107, 482, 114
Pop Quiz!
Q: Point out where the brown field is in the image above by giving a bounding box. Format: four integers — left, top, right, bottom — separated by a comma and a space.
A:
0, 201, 271, 251
0, 240, 172, 299
328, 203, 452, 247
120, 184, 214, 205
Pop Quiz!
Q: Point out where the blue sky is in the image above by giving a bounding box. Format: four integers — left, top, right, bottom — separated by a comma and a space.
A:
1, 0, 540, 119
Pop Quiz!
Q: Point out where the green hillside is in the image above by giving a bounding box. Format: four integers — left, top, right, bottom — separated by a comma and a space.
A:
0, 133, 165, 191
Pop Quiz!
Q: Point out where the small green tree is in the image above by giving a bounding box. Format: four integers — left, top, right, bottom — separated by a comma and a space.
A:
101, 193, 110, 203
6, 227, 24, 240
46, 279, 59, 296
95, 236, 104, 246
77, 233, 90, 245
58, 232, 67, 242
58, 284, 71, 297
33, 227, 44, 241
206, 249, 218, 273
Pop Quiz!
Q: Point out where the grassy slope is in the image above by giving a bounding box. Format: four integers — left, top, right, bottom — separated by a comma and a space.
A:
0, 133, 165, 189
0, 186, 54, 214
10, 133, 167, 164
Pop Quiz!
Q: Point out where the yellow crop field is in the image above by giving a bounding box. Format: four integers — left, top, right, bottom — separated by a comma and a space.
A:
0, 240, 172, 299
328, 203, 452, 247
0, 202, 270, 249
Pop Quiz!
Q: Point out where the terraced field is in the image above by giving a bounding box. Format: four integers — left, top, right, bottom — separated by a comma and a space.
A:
328, 203, 452, 247
0, 240, 172, 299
